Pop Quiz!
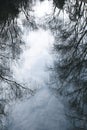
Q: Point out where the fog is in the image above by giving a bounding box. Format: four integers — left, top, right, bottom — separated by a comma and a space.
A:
7, 1, 70, 130
12, 29, 54, 89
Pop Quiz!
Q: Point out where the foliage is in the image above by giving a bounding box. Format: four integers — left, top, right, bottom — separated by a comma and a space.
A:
53, 0, 66, 9
0, 0, 36, 129
49, 0, 87, 129
0, 0, 30, 23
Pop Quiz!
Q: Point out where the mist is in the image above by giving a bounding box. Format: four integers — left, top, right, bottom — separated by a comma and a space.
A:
7, 1, 70, 130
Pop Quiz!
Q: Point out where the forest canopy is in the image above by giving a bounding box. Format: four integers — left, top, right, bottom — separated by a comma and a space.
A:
0, 0, 87, 129
0, 0, 30, 23
48, 0, 87, 129
0, 0, 86, 106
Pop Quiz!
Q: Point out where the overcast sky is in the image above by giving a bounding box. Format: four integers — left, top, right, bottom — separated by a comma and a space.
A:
12, 0, 54, 89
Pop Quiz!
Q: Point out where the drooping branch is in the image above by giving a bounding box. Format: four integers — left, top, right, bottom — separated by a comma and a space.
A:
0, 74, 34, 95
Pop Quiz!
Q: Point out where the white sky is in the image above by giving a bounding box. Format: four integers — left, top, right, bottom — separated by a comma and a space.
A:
13, 28, 54, 88
12, 0, 55, 88
32, 0, 53, 18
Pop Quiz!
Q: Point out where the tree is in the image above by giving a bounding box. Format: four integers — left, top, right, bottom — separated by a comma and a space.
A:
53, 0, 87, 9
49, 0, 87, 129
0, 1, 35, 129
0, 0, 35, 99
